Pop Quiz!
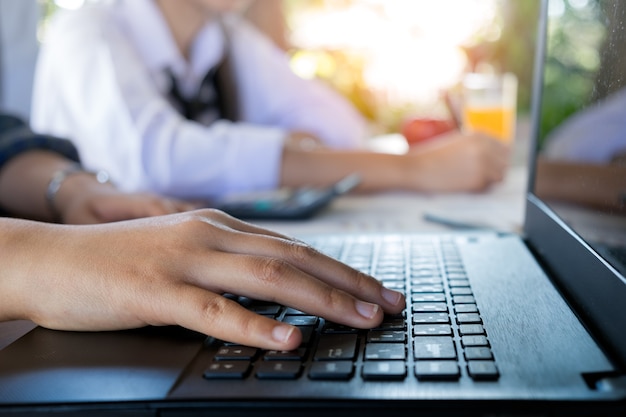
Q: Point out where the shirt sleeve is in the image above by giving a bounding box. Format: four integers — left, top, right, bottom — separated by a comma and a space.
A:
0, 114, 79, 173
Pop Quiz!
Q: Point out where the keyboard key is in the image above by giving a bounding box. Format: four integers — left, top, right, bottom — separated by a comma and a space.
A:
364, 343, 406, 360
374, 317, 405, 331
464, 347, 493, 360
376, 269, 404, 277
282, 315, 318, 326
412, 302, 448, 313
382, 281, 405, 291
322, 323, 359, 334
264, 348, 307, 361
378, 273, 405, 281
249, 304, 281, 315
283, 307, 307, 315
314, 334, 357, 360
467, 361, 499, 380
456, 313, 482, 324
367, 330, 406, 343
412, 312, 450, 324
450, 287, 473, 296
415, 361, 460, 381
459, 324, 485, 335
412, 293, 446, 303
204, 361, 250, 379
214, 346, 258, 361
410, 277, 442, 285
255, 361, 302, 379
362, 361, 407, 381
411, 265, 439, 272
414, 337, 457, 360
453, 295, 476, 304
454, 304, 478, 314
308, 361, 354, 380
461, 335, 489, 347
413, 324, 452, 336
412, 285, 444, 293
299, 326, 315, 344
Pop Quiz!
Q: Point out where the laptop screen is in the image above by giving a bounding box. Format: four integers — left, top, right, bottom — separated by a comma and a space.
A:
533, 0, 626, 276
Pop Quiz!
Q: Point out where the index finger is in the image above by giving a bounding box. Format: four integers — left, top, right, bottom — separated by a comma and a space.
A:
199, 225, 406, 315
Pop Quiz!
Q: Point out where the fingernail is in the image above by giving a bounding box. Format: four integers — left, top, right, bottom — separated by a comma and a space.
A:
272, 324, 295, 343
381, 287, 403, 305
355, 300, 379, 319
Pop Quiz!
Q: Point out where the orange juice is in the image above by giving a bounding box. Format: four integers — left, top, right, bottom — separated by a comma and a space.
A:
463, 105, 515, 143
461, 72, 518, 143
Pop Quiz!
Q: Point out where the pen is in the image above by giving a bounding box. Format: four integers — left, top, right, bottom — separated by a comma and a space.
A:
423, 212, 492, 231
443, 91, 462, 130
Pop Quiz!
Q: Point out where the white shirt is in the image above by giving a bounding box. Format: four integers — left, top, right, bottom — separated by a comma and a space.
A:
31, 0, 367, 200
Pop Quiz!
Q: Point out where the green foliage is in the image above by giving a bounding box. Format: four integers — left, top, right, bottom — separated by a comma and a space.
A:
491, 0, 542, 115
538, 0, 606, 147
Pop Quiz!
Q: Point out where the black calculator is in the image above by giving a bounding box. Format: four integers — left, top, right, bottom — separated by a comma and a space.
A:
214, 174, 361, 220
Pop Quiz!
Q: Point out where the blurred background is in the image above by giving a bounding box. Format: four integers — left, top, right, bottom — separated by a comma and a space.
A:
539, 0, 626, 148
282, 0, 540, 137
6, 0, 614, 144
35, 0, 539, 136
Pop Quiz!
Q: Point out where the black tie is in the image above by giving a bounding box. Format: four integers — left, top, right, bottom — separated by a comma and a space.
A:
167, 66, 221, 122
167, 25, 239, 123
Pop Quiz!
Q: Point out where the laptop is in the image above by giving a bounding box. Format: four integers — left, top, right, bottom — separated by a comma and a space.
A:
0, 0, 625, 415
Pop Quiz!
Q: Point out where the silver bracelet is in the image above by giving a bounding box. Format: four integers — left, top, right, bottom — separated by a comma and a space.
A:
45, 163, 111, 222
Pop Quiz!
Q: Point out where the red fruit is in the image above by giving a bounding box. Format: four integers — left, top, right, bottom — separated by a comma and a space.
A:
401, 118, 455, 145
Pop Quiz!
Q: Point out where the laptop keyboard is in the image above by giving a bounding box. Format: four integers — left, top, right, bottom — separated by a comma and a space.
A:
203, 235, 499, 382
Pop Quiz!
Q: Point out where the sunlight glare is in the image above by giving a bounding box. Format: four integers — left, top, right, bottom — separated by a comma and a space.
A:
54, 0, 85, 10
289, 0, 499, 113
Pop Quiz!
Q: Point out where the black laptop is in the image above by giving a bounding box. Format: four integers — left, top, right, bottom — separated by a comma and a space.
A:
1, 1, 625, 415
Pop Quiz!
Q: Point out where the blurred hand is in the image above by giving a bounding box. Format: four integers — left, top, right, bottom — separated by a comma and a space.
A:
1, 210, 405, 350
60, 186, 198, 224
284, 131, 325, 151
406, 130, 511, 192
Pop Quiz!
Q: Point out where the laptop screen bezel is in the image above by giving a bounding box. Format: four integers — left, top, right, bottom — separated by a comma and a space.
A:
524, 0, 626, 371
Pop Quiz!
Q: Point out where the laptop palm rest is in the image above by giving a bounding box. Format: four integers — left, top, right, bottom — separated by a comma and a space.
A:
0, 326, 204, 403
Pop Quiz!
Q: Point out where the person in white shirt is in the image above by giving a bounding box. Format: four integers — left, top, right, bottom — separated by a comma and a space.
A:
32, 0, 510, 202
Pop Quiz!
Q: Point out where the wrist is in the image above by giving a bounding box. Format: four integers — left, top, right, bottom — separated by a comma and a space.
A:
46, 164, 112, 222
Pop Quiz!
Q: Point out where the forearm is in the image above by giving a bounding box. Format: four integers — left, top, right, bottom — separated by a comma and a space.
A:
0, 151, 112, 222
279, 132, 512, 194
280, 147, 410, 192
0, 218, 56, 322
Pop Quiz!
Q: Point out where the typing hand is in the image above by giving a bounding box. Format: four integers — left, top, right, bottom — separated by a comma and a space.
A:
2, 210, 405, 350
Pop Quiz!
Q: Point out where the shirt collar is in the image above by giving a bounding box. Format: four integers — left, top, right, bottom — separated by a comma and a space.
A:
111, 0, 225, 84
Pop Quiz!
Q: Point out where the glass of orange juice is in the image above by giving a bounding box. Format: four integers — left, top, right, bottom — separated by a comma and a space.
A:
461, 72, 518, 143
